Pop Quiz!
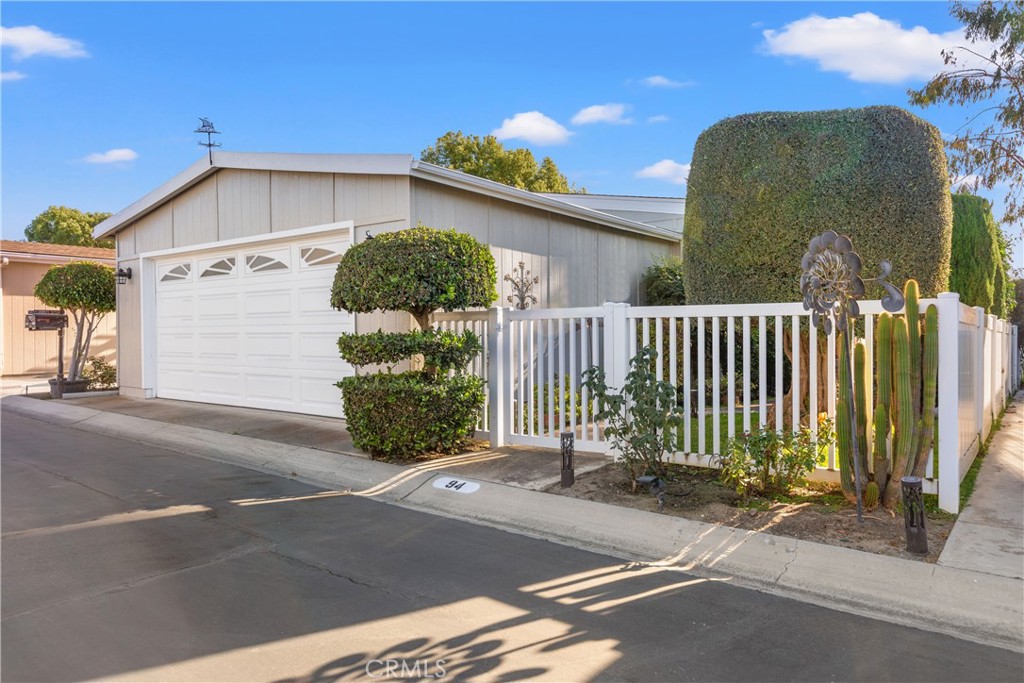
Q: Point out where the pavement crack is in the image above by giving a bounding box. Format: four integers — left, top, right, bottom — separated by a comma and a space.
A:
269, 550, 420, 603
774, 544, 799, 588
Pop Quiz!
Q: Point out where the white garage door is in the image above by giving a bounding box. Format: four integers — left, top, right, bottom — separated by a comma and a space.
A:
155, 234, 354, 418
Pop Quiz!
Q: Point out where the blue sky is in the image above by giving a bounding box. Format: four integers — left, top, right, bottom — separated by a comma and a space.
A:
1, 2, 1020, 269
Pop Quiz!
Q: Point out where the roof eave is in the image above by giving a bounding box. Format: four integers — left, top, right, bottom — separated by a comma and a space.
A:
411, 161, 681, 242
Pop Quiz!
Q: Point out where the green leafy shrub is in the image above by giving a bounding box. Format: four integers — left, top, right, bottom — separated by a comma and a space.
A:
337, 373, 485, 457
331, 225, 497, 330
641, 256, 686, 305
34, 261, 116, 382
716, 420, 833, 498
949, 193, 1003, 313
338, 329, 481, 373
82, 356, 117, 389
582, 346, 685, 487
683, 106, 952, 305
332, 226, 497, 459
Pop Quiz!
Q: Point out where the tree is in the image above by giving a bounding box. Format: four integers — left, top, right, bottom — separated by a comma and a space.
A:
421, 131, 585, 193
331, 226, 497, 458
34, 261, 117, 382
24, 206, 114, 249
909, 0, 1023, 225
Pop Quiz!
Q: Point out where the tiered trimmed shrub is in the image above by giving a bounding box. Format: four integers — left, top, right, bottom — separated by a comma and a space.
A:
949, 193, 1003, 314
683, 106, 952, 304
331, 226, 497, 458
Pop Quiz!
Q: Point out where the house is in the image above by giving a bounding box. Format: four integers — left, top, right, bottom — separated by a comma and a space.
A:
94, 152, 684, 417
1, 241, 117, 377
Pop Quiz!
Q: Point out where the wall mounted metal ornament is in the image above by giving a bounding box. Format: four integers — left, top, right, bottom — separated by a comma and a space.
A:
504, 261, 540, 310
800, 230, 904, 522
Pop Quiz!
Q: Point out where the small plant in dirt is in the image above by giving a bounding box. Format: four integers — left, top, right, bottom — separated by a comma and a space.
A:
82, 356, 116, 390
582, 346, 685, 490
331, 226, 497, 459
717, 416, 834, 499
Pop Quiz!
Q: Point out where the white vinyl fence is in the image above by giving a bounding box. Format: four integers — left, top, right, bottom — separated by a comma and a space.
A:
433, 292, 1020, 513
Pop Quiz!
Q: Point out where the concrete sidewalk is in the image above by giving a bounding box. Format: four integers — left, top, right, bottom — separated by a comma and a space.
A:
939, 393, 1024, 580
3, 393, 1022, 652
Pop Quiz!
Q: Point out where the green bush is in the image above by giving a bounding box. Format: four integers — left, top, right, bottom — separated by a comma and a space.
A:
716, 421, 833, 498
683, 106, 952, 304
332, 225, 497, 459
641, 256, 686, 305
949, 193, 1002, 313
338, 329, 481, 373
82, 356, 117, 390
582, 346, 685, 486
337, 373, 485, 457
331, 225, 497, 330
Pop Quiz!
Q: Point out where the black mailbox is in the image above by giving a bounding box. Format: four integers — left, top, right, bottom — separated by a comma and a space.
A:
25, 310, 67, 331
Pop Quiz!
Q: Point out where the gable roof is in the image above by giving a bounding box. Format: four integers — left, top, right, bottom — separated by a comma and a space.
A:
1, 240, 115, 264
93, 152, 682, 243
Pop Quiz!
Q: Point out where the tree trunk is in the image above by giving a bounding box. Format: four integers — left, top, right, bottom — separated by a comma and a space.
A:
775, 328, 829, 430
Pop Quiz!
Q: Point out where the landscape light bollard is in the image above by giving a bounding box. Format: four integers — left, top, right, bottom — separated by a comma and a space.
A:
560, 432, 575, 488
901, 476, 928, 555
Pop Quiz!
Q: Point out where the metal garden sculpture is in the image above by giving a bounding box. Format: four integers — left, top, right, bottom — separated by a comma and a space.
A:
504, 261, 540, 310
800, 230, 903, 522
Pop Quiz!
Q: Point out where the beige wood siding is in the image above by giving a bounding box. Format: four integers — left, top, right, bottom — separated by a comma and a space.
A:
411, 179, 676, 307
114, 257, 142, 390
271, 171, 335, 232
1, 261, 116, 376
217, 168, 271, 240
173, 175, 219, 247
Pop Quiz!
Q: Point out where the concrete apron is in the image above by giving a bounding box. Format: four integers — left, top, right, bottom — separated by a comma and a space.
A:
3, 394, 1022, 652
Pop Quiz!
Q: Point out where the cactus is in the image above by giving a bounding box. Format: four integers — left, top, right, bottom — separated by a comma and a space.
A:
876, 313, 893, 416
872, 402, 890, 490
884, 316, 916, 508
911, 304, 939, 478
863, 481, 880, 509
854, 341, 870, 480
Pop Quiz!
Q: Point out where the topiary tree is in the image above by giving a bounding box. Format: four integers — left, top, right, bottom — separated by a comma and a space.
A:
683, 106, 953, 423
331, 226, 498, 458
949, 193, 1002, 313
34, 261, 116, 382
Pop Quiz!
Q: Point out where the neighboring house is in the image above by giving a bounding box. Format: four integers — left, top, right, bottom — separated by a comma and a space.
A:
0, 241, 117, 377
94, 152, 684, 417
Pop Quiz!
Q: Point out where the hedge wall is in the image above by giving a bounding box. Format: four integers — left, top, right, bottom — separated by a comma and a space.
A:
949, 193, 1002, 313
683, 106, 952, 304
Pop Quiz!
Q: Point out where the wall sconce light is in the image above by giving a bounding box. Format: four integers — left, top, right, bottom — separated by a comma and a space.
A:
116, 267, 132, 285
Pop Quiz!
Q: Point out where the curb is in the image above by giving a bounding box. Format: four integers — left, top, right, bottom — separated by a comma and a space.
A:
4, 394, 1022, 652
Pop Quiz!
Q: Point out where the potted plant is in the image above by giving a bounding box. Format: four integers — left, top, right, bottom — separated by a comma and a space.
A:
33, 261, 116, 396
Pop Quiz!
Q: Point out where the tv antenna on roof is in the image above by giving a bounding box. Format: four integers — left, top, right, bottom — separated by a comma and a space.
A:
194, 117, 221, 165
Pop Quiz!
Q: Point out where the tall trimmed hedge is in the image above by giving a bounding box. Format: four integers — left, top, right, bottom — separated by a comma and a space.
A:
949, 193, 1002, 313
683, 106, 952, 304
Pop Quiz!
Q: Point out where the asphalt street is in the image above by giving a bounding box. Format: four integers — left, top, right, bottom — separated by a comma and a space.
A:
2, 409, 1022, 683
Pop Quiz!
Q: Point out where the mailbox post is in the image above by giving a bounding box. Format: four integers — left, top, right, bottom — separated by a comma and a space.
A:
25, 310, 69, 398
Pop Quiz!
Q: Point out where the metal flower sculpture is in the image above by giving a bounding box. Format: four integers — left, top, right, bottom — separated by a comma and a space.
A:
505, 261, 540, 310
800, 230, 904, 522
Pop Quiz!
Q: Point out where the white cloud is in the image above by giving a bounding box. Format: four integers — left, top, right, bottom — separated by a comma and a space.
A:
951, 174, 983, 191
647, 115, 670, 124
571, 103, 632, 126
84, 148, 138, 164
492, 111, 572, 145
1, 25, 88, 60
761, 12, 995, 84
636, 159, 690, 185
1, 71, 27, 81
642, 75, 692, 88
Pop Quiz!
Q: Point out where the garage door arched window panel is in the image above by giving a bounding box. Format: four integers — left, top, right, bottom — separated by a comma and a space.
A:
244, 248, 290, 275
159, 262, 192, 283
300, 245, 344, 268
199, 256, 237, 279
